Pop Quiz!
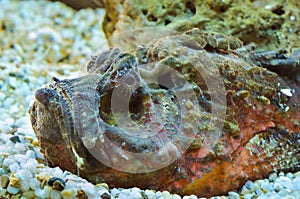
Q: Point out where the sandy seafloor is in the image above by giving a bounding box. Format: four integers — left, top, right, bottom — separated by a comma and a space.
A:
0, 0, 300, 199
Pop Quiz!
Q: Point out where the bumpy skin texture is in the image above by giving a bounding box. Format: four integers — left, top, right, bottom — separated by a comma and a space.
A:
103, 0, 300, 52
30, 29, 300, 197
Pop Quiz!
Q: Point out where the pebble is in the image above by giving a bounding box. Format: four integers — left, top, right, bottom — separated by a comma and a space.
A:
278, 176, 292, 189
144, 189, 156, 199
158, 191, 171, 199
34, 187, 48, 198
255, 188, 264, 196
268, 172, 277, 181
7, 184, 19, 194
77, 189, 88, 199
129, 188, 143, 199
1, 175, 9, 188
293, 175, 300, 191
227, 191, 240, 199
22, 190, 36, 199
274, 182, 283, 192
61, 188, 77, 198
49, 189, 62, 199
244, 180, 254, 190
9, 174, 21, 188
48, 177, 66, 191
96, 183, 109, 190
286, 172, 294, 179
172, 194, 182, 199
100, 192, 111, 199
0, 92, 5, 100
110, 188, 120, 198
8, 162, 20, 173
243, 193, 254, 199
240, 186, 251, 195
29, 178, 40, 190
182, 195, 198, 199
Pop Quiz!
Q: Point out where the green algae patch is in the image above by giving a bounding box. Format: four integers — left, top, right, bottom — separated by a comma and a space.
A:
103, 0, 300, 52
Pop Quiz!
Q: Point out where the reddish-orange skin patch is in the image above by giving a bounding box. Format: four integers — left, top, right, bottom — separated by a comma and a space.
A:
30, 31, 300, 197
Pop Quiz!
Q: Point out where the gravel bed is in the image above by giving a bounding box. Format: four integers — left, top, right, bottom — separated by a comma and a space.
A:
0, 0, 299, 199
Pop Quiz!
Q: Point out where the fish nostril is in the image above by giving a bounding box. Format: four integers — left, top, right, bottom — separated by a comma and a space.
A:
35, 88, 50, 107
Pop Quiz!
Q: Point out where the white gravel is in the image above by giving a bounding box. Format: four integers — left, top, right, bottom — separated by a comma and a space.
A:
0, 0, 299, 199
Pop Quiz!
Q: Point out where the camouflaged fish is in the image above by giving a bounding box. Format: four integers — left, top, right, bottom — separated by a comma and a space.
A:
29, 28, 300, 197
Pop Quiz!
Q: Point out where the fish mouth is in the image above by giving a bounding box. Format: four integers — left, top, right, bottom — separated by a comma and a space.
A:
34, 83, 75, 137
29, 81, 79, 172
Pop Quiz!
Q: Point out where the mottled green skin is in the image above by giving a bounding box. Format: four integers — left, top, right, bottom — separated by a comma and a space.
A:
103, 0, 300, 52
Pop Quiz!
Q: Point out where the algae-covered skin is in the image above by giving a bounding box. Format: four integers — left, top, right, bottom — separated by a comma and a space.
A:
103, 0, 300, 52
29, 29, 300, 197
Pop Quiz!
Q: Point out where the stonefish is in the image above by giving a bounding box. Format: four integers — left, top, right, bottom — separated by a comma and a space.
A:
29, 28, 300, 197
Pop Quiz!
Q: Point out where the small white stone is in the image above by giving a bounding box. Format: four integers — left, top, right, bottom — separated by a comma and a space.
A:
228, 191, 240, 199
7, 184, 19, 194
255, 188, 264, 196
61, 188, 76, 199
44, 186, 53, 198
14, 154, 27, 164
34, 147, 45, 160
269, 172, 277, 181
74, 182, 96, 197
15, 169, 33, 191
0, 168, 5, 175
293, 175, 300, 191
97, 187, 110, 198
286, 172, 294, 180
118, 191, 130, 199
245, 180, 254, 190
9, 162, 20, 172
120, 188, 130, 195
35, 188, 47, 198
28, 27, 62, 43
14, 142, 27, 153
276, 176, 292, 189
8, 77, 18, 88
129, 188, 143, 199
110, 188, 120, 197
3, 98, 14, 109
278, 189, 291, 196
171, 194, 181, 199
265, 5, 272, 9
182, 195, 198, 199
144, 190, 156, 199
0, 121, 12, 133
291, 191, 300, 199
290, 15, 295, 21
241, 186, 251, 195
243, 193, 254, 199
50, 189, 62, 199
274, 182, 283, 191
25, 150, 36, 159
259, 179, 272, 191
2, 156, 15, 167
158, 191, 171, 199
49, 166, 64, 178
29, 177, 41, 190
0, 92, 5, 101
155, 191, 162, 198
4, 118, 15, 126
280, 88, 294, 97
14, 116, 29, 127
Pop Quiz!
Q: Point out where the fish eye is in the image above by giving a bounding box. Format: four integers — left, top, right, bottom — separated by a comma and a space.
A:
35, 88, 51, 107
